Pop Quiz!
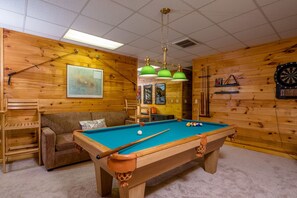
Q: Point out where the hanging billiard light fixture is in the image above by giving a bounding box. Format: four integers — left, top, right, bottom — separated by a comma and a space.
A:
156, 8, 172, 80
139, 57, 157, 77
172, 64, 189, 81
140, 7, 188, 81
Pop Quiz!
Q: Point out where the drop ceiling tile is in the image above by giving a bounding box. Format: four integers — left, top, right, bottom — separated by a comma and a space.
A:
112, 0, 151, 11
146, 27, 183, 43
115, 45, 145, 57
24, 29, 61, 40
199, 0, 257, 23
169, 11, 213, 34
118, 13, 160, 36
0, 8, 24, 28
243, 34, 279, 46
0, 23, 23, 32
137, 50, 160, 60
43, 0, 88, 12
272, 14, 297, 32
25, 17, 67, 37
216, 43, 246, 52
255, 0, 279, 6
219, 10, 268, 34
167, 49, 192, 59
129, 37, 160, 50
104, 28, 140, 44
27, 0, 77, 27
189, 25, 228, 43
182, 0, 215, 9
183, 44, 218, 56
71, 15, 113, 37
261, 0, 297, 21
82, 0, 133, 26
279, 28, 297, 39
0, 0, 26, 14
179, 54, 198, 62
234, 24, 276, 42
206, 35, 245, 50
139, 0, 194, 23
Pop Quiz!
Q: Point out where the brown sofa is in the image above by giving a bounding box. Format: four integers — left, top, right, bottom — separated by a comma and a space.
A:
41, 111, 128, 170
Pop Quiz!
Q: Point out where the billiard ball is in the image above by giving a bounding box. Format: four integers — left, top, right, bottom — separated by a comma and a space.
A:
137, 130, 143, 135
199, 123, 203, 126
186, 122, 191, 127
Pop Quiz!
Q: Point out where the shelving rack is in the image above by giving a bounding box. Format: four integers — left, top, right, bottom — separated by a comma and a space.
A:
0, 99, 41, 173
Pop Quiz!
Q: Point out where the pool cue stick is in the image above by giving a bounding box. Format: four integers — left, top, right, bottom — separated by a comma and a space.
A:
96, 128, 170, 159
198, 66, 210, 117
205, 66, 210, 117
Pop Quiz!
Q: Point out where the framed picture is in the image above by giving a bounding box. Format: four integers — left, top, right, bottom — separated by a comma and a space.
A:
137, 86, 141, 103
67, 65, 103, 98
143, 84, 152, 104
155, 83, 166, 105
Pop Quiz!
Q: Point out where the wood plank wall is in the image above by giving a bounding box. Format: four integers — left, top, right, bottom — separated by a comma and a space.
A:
138, 70, 192, 119
192, 37, 297, 157
138, 79, 183, 118
3, 29, 137, 112
0, 29, 137, 160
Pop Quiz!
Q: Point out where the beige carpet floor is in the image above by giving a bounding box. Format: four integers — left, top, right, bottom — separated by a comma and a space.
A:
0, 145, 296, 198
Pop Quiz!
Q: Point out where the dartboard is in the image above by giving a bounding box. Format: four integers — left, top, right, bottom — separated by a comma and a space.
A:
274, 62, 297, 99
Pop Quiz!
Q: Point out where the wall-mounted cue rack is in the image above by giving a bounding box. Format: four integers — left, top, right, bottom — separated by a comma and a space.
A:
198, 66, 210, 117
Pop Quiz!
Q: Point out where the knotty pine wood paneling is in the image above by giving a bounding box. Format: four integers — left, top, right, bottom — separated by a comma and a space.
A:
3, 29, 137, 113
193, 37, 297, 157
1, 29, 137, 161
138, 70, 192, 119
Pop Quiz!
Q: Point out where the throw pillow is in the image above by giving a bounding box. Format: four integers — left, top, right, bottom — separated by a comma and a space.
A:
79, 119, 107, 130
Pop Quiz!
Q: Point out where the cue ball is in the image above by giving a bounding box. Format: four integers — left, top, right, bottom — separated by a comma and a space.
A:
137, 130, 143, 135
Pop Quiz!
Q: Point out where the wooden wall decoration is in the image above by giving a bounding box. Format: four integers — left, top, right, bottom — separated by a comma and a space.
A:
192, 36, 297, 157
0, 29, 137, 161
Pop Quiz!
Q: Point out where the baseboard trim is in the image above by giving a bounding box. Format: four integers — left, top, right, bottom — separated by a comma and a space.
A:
225, 141, 297, 160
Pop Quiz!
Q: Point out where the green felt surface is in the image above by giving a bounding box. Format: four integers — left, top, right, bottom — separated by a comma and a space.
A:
83, 119, 228, 154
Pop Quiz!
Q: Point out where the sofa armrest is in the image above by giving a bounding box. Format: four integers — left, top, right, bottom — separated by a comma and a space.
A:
41, 127, 56, 170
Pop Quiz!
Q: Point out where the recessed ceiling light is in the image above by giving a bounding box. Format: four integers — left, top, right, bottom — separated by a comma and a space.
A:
63, 29, 123, 50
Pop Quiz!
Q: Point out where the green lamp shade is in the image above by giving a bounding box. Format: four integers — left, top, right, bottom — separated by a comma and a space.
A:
139, 65, 157, 77
172, 71, 188, 81
156, 68, 172, 79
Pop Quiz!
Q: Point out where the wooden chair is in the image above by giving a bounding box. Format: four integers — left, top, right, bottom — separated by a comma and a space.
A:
0, 98, 41, 173
124, 99, 151, 124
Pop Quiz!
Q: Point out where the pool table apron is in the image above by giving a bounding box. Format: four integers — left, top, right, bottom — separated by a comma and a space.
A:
74, 127, 235, 197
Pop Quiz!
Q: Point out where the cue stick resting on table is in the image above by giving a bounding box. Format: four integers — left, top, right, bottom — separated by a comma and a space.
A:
96, 128, 170, 159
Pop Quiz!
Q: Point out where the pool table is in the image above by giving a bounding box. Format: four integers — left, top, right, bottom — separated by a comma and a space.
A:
73, 119, 236, 198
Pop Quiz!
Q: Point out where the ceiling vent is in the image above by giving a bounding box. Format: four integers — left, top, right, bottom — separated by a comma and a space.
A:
172, 38, 199, 48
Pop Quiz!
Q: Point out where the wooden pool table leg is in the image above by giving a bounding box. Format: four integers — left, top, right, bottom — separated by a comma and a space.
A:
93, 161, 113, 196
119, 182, 146, 198
203, 149, 220, 174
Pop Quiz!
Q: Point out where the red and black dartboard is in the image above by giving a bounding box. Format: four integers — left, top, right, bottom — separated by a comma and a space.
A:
274, 62, 297, 99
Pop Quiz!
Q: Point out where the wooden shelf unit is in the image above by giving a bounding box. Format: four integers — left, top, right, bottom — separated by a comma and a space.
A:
0, 99, 41, 173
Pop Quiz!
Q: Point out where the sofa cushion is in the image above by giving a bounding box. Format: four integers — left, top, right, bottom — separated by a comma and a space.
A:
41, 112, 92, 135
56, 133, 75, 151
91, 111, 128, 127
79, 119, 107, 130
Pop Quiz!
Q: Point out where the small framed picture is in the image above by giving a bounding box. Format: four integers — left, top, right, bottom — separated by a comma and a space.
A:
155, 83, 166, 105
143, 84, 152, 104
